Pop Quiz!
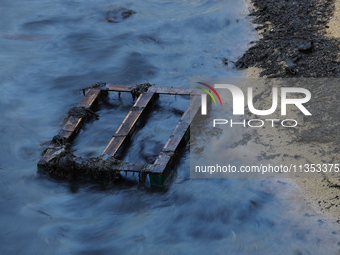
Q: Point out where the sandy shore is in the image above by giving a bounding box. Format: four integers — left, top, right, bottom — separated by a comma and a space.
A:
243, 0, 340, 223
327, 0, 340, 38
297, 0, 340, 223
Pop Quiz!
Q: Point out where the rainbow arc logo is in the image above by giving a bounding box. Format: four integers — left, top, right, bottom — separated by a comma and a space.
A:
197, 82, 222, 106
197, 82, 222, 115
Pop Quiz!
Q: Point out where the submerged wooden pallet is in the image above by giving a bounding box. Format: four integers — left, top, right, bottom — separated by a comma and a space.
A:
38, 84, 202, 187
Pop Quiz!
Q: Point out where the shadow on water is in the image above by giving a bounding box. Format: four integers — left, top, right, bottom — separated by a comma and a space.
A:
0, 0, 339, 254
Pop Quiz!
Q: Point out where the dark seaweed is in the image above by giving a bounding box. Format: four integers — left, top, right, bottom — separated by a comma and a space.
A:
236, 0, 340, 78
45, 151, 121, 183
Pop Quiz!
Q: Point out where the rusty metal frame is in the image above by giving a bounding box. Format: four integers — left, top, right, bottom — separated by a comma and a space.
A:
38, 84, 202, 187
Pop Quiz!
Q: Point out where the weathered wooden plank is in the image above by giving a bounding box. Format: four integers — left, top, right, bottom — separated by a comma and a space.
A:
78, 88, 101, 108
101, 136, 125, 157
41, 152, 156, 180
58, 130, 73, 140
37, 146, 66, 168
114, 111, 142, 136
134, 92, 156, 107
61, 116, 82, 132
188, 95, 203, 122
118, 162, 148, 172
101, 92, 157, 157
38, 88, 102, 168
105, 84, 135, 92
160, 95, 200, 153
114, 161, 157, 173
150, 95, 201, 186
39, 116, 83, 166
105, 84, 202, 95
162, 121, 189, 152
154, 154, 172, 166
148, 87, 202, 95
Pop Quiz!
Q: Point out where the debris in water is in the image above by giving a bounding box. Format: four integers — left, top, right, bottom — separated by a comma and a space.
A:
38, 84, 202, 187
106, 8, 136, 23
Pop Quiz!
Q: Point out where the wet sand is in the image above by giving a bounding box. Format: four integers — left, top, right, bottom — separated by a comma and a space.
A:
297, 0, 340, 223
244, 0, 340, 222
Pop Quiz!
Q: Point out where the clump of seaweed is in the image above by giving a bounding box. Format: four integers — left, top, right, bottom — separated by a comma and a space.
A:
131, 83, 152, 100
68, 106, 99, 120
45, 151, 121, 183
52, 135, 71, 148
